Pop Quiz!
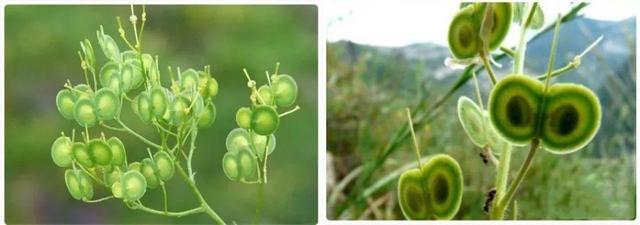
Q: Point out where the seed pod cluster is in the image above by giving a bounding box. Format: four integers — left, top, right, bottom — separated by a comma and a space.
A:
448, 3, 513, 59
56, 84, 121, 127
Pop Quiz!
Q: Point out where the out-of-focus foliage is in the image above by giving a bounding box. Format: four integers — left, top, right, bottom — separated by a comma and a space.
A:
327, 16, 635, 220
5, 5, 317, 224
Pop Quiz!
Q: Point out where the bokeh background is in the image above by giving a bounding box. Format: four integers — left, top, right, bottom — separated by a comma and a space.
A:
5, 5, 317, 224
327, 2, 636, 220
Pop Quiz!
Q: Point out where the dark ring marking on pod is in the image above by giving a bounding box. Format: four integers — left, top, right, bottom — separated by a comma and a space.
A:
476, 3, 513, 50
397, 168, 429, 220
421, 154, 464, 220
448, 5, 480, 59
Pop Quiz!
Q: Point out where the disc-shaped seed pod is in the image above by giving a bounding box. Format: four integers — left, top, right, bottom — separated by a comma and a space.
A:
141, 158, 160, 189
540, 83, 601, 154
225, 128, 252, 152
150, 87, 168, 118
488, 75, 544, 145
107, 137, 126, 166
251, 105, 280, 136
272, 75, 298, 107
398, 168, 429, 219
65, 169, 94, 201
457, 96, 487, 147
198, 103, 217, 129
128, 161, 142, 173
72, 142, 94, 168
189, 94, 206, 119
73, 84, 94, 101
421, 154, 464, 219
99, 62, 121, 90
448, 5, 480, 59
94, 88, 120, 121
105, 167, 123, 186
222, 147, 258, 182
205, 77, 219, 98
171, 95, 191, 125
142, 54, 160, 86
257, 85, 275, 105
180, 69, 200, 91
153, 151, 175, 181
120, 62, 143, 92
51, 136, 73, 167
250, 133, 276, 161
476, 3, 513, 50
235, 107, 252, 129
97, 33, 121, 62
136, 92, 153, 123
73, 98, 98, 127
56, 89, 76, 119
87, 139, 113, 166
120, 170, 147, 201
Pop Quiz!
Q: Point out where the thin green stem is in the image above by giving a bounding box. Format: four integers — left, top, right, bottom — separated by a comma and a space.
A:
161, 183, 169, 215
116, 119, 162, 149
499, 46, 516, 57
490, 144, 511, 219
544, 14, 563, 91
514, 3, 539, 74
176, 162, 226, 224
254, 181, 264, 225
479, 52, 498, 85
471, 70, 484, 110
512, 200, 518, 220
134, 203, 204, 218
187, 123, 198, 181
84, 195, 114, 203
101, 122, 126, 131
279, 105, 301, 117
74, 161, 107, 187
405, 108, 422, 168
535, 36, 603, 80
494, 139, 540, 220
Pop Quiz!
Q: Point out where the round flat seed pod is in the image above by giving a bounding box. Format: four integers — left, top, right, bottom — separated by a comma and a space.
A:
72, 142, 94, 168
64, 169, 83, 200
128, 161, 142, 173
150, 87, 168, 118
250, 133, 276, 161
235, 107, 252, 129
106, 167, 123, 186
171, 95, 191, 125
257, 85, 275, 105
421, 154, 464, 220
87, 139, 113, 166
181, 69, 200, 91
51, 136, 73, 167
94, 88, 120, 121
457, 96, 487, 147
225, 128, 252, 152
397, 168, 430, 220
222, 151, 240, 181
237, 148, 258, 180
120, 62, 141, 92
141, 158, 159, 189
250, 105, 280, 135
205, 77, 219, 98
107, 137, 126, 166
448, 5, 480, 59
198, 103, 217, 129
78, 170, 94, 200
121, 170, 147, 201
488, 75, 543, 145
477, 3, 513, 50
153, 151, 174, 181
541, 83, 601, 154
136, 92, 153, 123
272, 75, 298, 107
111, 181, 124, 199
99, 34, 121, 62
73, 84, 94, 101
73, 98, 98, 127
56, 89, 76, 119
99, 62, 121, 89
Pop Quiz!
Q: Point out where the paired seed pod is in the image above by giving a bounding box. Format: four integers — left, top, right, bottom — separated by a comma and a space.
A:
448, 3, 513, 59
97, 29, 121, 62
271, 75, 298, 107
398, 154, 464, 220
225, 128, 276, 162
139, 151, 175, 189
65, 169, 94, 201
197, 102, 217, 129
235, 107, 252, 129
68, 137, 126, 169
111, 170, 147, 201
222, 147, 258, 182
488, 75, 601, 153
57, 84, 120, 127
251, 105, 280, 135
51, 135, 73, 167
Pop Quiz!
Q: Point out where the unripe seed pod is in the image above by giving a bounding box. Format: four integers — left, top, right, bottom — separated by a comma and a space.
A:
94, 88, 120, 121
541, 83, 601, 153
181, 69, 200, 91
98, 33, 121, 62
272, 74, 298, 107
128, 161, 142, 173
150, 87, 168, 118
56, 89, 76, 120
488, 75, 544, 145
222, 147, 258, 182
99, 62, 122, 92
65, 169, 83, 200
120, 170, 147, 201
251, 105, 280, 135
136, 92, 153, 123
250, 133, 276, 161
448, 5, 480, 59
206, 77, 219, 98
73, 84, 94, 100
141, 158, 159, 189
171, 95, 191, 125
235, 107, 252, 129
257, 85, 275, 105
120, 62, 143, 92
111, 181, 124, 199
457, 96, 487, 147
476, 3, 513, 50
73, 98, 98, 127
81, 39, 95, 70
153, 151, 174, 181
51, 136, 73, 167
106, 167, 123, 186
87, 139, 113, 166
107, 137, 126, 166
72, 142, 94, 168
197, 103, 217, 129
225, 128, 251, 152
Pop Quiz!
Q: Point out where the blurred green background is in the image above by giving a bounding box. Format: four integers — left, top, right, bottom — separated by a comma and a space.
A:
5, 5, 317, 224
326, 5, 636, 220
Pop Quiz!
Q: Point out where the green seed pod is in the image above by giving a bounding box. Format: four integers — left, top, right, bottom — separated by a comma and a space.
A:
488, 75, 544, 145
128, 161, 142, 173
251, 133, 276, 161
476, 3, 513, 50
257, 85, 275, 105
197, 103, 217, 129
171, 95, 191, 125
111, 181, 124, 199
73, 84, 94, 101
541, 83, 601, 154
150, 87, 168, 118
225, 128, 251, 152
51, 136, 73, 167
189, 94, 206, 119
222, 147, 258, 182
143, 54, 160, 86
448, 5, 480, 59
99, 62, 122, 91
72, 142, 94, 168
106, 167, 123, 186
120, 170, 147, 201
235, 107, 252, 129
457, 96, 487, 147
98, 33, 121, 62
73, 98, 98, 127
398, 154, 464, 220
87, 139, 113, 166
141, 158, 160, 189
272, 75, 298, 107
120, 62, 143, 92
65, 169, 94, 201
107, 137, 126, 166
205, 77, 219, 98
81, 39, 95, 70
94, 88, 120, 121
56, 89, 76, 119
136, 92, 153, 123
250, 105, 280, 135
153, 151, 174, 181
181, 69, 200, 91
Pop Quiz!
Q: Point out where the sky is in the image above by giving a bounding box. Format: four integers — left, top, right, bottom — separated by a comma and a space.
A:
327, 1, 638, 47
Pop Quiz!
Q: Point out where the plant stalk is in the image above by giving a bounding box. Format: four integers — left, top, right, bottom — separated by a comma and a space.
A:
176, 162, 227, 225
